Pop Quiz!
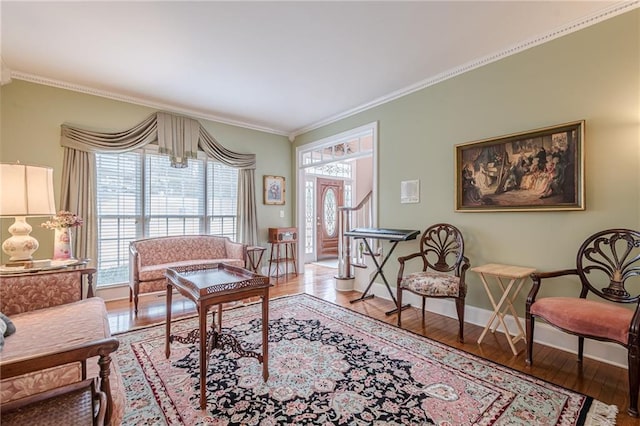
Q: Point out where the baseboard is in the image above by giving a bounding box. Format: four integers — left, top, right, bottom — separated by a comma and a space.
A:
97, 284, 129, 302
358, 280, 627, 369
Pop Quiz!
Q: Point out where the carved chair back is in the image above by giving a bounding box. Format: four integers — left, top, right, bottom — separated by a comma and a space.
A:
419, 223, 465, 275
576, 229, 640, 304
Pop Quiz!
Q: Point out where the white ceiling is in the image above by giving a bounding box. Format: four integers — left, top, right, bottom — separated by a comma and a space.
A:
1, 1, 636, 138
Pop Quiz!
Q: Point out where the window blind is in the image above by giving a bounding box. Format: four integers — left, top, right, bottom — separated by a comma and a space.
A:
96, 149, 239, 287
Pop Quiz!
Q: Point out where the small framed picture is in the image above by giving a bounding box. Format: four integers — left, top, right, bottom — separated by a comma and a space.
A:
264, 175, 285, 205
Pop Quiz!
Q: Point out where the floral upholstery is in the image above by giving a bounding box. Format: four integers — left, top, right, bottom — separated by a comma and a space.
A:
0, 298, 124, 425
0, 270, 83, 316
400, 270, 461, 297
129, 235, 247, 313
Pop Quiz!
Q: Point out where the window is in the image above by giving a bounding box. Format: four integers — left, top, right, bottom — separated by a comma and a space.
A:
96, 147, 238, 287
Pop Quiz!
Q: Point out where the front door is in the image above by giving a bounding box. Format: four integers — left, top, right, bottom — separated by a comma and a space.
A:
316, 178, 344, 260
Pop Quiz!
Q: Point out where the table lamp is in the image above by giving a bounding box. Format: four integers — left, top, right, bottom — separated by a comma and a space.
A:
0, 163, 56, 266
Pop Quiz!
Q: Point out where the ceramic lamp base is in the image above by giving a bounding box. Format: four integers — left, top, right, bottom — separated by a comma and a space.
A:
2, 216, 38, 262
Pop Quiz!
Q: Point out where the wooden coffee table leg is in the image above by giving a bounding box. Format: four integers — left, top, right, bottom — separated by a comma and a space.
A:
199, 304, 207, 410
165, 282, 173, 358
262, 293, 269, 381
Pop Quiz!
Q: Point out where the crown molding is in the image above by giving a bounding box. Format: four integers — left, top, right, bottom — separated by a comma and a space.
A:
5, 1, 637, 141
289, 0, 639, 139
8, 71, 290, 137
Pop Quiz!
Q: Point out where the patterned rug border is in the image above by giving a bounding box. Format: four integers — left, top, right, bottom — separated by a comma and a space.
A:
115, 292, 618, 425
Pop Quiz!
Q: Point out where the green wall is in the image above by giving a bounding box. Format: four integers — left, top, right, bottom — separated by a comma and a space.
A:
0, 80, 292, 264
294, 9, 640, 313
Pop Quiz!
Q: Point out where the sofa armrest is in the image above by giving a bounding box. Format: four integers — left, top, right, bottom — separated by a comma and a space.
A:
225, 239, 247, 266
129, 242, 140, 285
0, 337, 118, 378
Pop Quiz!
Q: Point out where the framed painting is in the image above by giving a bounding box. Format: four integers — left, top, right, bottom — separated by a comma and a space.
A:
455, 120, 584, 212
264, 175, 285, 205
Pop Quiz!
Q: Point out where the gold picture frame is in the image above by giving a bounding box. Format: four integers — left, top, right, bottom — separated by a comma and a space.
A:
264, 175, 285, 205
455, 120, 585, 212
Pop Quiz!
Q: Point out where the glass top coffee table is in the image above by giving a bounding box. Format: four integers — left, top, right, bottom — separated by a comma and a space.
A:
165, 263, 271, 410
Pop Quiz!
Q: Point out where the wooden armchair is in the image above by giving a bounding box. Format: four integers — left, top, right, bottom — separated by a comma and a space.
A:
396, 223, 470, 342
525, 228, 640, 417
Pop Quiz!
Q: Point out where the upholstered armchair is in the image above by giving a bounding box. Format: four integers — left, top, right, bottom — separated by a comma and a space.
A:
396, 223, 470, 342
525, 229, 640, 417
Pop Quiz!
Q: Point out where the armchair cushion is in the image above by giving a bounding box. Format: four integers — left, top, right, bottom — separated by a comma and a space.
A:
530, 297, 633, 345
400, 271, 461, 297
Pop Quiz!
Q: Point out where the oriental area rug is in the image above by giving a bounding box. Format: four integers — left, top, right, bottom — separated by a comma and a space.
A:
114, 293, 618, 425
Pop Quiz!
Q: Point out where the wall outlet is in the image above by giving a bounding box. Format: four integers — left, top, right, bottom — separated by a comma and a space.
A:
279, 210, 285, 218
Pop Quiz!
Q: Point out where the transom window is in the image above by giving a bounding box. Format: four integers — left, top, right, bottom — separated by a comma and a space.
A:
95, 146, 238, 287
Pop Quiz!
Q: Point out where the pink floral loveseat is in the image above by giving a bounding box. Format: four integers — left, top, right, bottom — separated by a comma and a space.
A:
129, 235, 247, 314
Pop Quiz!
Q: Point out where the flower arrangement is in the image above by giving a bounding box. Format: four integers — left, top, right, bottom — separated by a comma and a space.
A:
41, 210, 83, 230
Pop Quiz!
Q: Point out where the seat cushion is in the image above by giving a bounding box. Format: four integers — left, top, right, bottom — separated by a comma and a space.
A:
138, 259, 245, 282
0, 298, 113, 403
400, 271, 461, 297
531, 297, 633, 345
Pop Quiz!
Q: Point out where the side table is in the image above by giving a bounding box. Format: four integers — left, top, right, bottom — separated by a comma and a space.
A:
268, 241, 298, 282
246, 246, 266, 273
165, 263, 271, 410
471, 263, 536, 356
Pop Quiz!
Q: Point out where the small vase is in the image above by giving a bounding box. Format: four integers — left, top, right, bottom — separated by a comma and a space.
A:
53, 227, 73, 260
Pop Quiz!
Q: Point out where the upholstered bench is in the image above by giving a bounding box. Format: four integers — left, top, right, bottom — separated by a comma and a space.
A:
129, 235, 247, 314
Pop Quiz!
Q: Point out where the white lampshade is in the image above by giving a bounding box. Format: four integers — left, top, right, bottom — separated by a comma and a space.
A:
0, 163, 56, 216
0, 163, 57, 263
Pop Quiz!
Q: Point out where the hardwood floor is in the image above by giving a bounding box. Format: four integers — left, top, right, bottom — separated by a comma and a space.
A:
106, 264, 638, 425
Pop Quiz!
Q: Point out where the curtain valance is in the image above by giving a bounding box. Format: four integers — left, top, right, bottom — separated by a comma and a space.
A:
60, 111, 256, 170
59, 112, 259, 266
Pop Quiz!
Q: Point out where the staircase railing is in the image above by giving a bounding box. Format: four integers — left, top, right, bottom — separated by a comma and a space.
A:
337, 191, 373, 279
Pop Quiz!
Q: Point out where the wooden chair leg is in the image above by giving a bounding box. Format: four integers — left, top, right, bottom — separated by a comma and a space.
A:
577, 337, 584, 363
397, 287, 403, 327
629, 348, 640, 417
526, 314, 534, 366
455, 296, 464, 343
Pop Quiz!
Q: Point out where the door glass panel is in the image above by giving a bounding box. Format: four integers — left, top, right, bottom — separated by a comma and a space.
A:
305, 180, 314, 254
324, 188, 337, 237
